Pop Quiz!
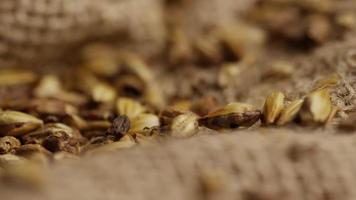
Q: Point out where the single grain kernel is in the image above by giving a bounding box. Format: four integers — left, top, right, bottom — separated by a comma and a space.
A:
0, 136, 21, 154
276, 99, 304, 126
206, 111, 261, 130
116, 97, 146, 120
0, 111, 43, 137
130, 114, 160, 132
299, 89, 332, 124
262, 91, 285, 125
171, 112, 199, 138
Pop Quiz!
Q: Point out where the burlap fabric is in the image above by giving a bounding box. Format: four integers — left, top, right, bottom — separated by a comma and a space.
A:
0, 0, 165, 66
2, 131, 356, 200
0, 0, 259, 67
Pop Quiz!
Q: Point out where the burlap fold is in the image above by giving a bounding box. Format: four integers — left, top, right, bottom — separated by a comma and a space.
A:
2, 130, 356, 200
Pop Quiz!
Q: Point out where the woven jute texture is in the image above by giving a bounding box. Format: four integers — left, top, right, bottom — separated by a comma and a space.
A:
0, 0, 165, 66
2, 130, 356, 200
0, 0, 259, 67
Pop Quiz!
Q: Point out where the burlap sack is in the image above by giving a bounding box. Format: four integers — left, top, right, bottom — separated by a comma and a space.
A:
0, 0, 165, 66
2, 130, 356, 200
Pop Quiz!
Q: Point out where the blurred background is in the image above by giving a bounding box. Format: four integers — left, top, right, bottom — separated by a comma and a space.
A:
0, 0, 355, 115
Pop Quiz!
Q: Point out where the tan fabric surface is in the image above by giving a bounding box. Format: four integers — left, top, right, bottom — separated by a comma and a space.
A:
0, 0, 165, 66
2, 130, 356, 200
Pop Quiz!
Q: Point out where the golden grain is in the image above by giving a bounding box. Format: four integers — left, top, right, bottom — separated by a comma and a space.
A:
262, 91, 285, 125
